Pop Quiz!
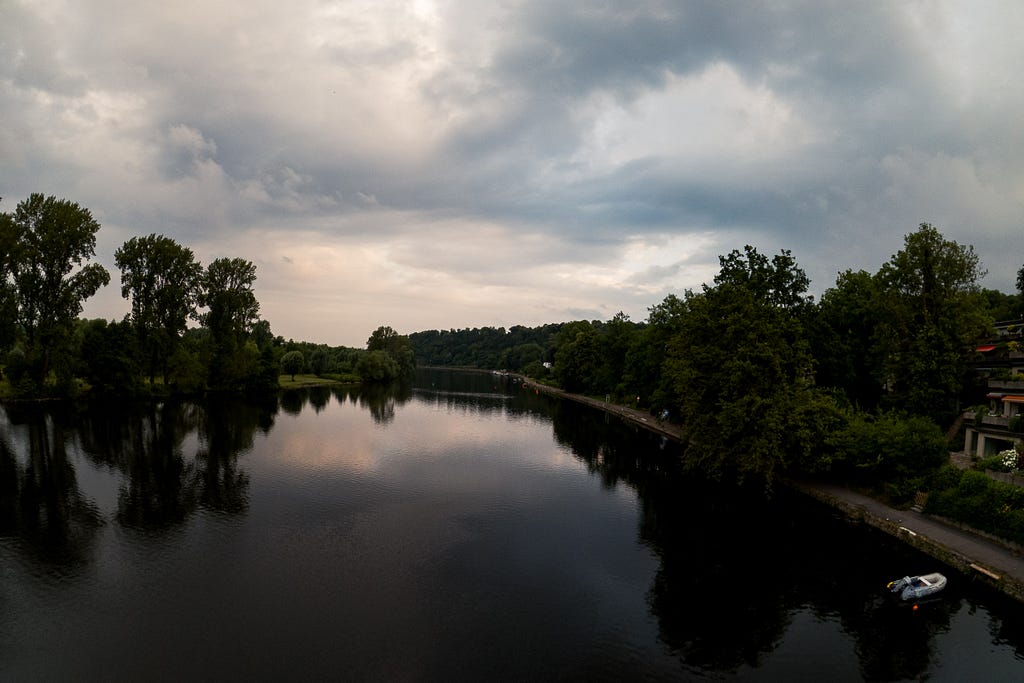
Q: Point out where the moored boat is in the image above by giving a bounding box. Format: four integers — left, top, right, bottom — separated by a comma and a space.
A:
887, 572, 947, 601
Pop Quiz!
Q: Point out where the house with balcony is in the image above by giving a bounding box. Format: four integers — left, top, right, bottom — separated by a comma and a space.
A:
963, 319, 1024, 458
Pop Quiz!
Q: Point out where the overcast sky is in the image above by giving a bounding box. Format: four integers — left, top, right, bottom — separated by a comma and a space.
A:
2, 1, 1022, 346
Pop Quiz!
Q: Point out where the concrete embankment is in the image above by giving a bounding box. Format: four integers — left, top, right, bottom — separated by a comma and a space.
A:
517, 375, 1024, 605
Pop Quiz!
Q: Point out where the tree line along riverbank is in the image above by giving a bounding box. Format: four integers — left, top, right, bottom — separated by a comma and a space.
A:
516, 372, 1024, 606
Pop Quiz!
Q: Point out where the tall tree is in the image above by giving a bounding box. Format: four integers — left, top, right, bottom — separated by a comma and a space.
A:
200, 257, 260, 389
115, 234, 203, 384
875, 223, 989, 420
623, 294, 687, 413
553, 320, 601, 394
594, 312, 638, 400
7, 194, 110, 387
810, 269, 886, 410
0, 204, 19, 354
663, 246, 827, 492
1017, 263, 1024, 308
366, 325, 415, 380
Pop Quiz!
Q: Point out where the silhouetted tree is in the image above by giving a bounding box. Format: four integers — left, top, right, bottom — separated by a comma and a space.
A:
6, 194, 110, 390
115, 234, 202, 385
875, 223, 989, 420
200, 258, 260, 390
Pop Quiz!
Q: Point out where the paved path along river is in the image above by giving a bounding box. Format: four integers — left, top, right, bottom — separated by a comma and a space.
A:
518, 376, 1024, 603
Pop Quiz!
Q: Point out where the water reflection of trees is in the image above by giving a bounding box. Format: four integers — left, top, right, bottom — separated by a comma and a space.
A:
351, 382, 412, 424
195, 397, 275, 514
0, 383, 412, 568
546, 397, 964, 680
281, 383, 412, 424
0, 403, 104, 566
77, 400, 202, 528
278, 383, 341, 416
0, 395, 274, 555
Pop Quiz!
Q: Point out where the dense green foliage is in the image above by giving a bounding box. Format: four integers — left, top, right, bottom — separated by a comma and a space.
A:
925, 468, 1024, 545
365, 325, 416, 382
873, 224, 990, 421
661, 248, 828, 489
410, 324, 562, 370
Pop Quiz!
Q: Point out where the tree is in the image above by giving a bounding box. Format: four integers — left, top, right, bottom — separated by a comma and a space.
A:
77, 318, 140, 394
623, 294, 688, 413
309, 347, 330, 375
980, 288, 1024, 323
715, 245, 811, 311
875, 223, 989, 420
810, 269, 886, 410
366, 325, 415, 380
6, 194, 110, 387
497, 343, 543, 372
199, 257, 260, 390
0, 203, 19, 354
594, 312, 638, 400
115, 234, 203, 385
356, 349, 400, 382
281, 350, 304, 381
663, 246, 825, 492
553, 321, 601, 394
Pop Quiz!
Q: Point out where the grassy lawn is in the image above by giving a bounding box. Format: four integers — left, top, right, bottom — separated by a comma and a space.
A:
278, 373, 359, 388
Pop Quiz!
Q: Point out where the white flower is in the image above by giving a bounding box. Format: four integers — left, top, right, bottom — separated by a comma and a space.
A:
999, 448, 1019, 471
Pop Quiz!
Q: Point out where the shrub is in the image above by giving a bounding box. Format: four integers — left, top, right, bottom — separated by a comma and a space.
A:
925, 470, 1024, 546
522, 360, 549, 380
926, 464, 963, 491
827, 410, 947, 484
167, 347, 205, 393
4, 345, 28, 384
977, 452, 1013, 472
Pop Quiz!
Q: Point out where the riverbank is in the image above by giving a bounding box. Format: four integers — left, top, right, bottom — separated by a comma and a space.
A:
517, 376, 686, 441
518, 374, 1024, 605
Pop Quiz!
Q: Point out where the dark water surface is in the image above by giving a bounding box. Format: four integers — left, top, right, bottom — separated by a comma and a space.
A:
3, 368, 1024, 680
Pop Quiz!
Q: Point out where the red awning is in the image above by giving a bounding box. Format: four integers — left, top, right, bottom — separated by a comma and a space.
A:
976, 345, 997, 352
1002, 396, 1024, 404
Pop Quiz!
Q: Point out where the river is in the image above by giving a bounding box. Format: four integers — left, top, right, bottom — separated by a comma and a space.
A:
2, 368, 1023, 680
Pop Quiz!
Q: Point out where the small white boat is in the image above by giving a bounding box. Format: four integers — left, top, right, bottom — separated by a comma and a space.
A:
887, 573, 947, 601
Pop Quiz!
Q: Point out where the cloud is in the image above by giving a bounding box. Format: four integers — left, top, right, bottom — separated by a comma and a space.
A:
2, 0, 1023, 345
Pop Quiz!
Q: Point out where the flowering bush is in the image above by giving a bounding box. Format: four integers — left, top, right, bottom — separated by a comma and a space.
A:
998, 448, 1020, 472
